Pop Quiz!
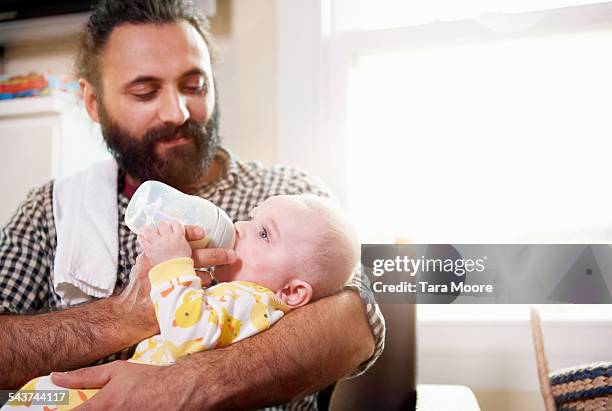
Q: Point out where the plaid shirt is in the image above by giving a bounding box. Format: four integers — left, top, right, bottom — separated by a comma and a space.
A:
0, 147, 385, 410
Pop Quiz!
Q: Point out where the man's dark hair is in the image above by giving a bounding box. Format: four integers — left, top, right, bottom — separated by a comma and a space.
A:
75, 0, 213, 90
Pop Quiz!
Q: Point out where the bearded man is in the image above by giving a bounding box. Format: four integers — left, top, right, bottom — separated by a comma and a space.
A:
0, 1, 384, 409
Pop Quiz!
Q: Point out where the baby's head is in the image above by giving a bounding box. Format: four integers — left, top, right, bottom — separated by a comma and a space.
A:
214, 194, 359, 308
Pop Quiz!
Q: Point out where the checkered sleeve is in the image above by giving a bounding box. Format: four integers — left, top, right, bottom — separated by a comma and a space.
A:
280, 167, 386, 378
0, 182, 54, 314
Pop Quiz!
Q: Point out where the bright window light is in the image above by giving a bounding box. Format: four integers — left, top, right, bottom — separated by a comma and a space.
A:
346, 29, 612, 244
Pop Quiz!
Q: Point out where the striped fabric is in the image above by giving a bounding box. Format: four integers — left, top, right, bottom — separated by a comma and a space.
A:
550, 362, 612, 411
0, 147, 385, 410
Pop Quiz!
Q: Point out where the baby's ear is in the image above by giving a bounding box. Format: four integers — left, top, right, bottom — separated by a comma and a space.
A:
275, 279, 313, 308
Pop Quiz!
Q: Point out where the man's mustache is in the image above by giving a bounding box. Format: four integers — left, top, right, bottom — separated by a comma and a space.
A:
142, 121, 206, 145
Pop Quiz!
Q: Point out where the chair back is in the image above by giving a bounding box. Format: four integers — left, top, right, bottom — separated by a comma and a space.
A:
531, 308, 558, 411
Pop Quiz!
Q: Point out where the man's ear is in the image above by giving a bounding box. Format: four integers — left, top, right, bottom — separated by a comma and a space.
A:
80, 78, 101, 123
275, 279, 313, 309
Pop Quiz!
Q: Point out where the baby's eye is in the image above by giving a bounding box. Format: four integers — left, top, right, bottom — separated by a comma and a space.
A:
259, 228, 269, 241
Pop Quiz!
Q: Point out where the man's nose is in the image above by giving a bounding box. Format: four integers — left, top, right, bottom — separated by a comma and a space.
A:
158, 88, 189, 125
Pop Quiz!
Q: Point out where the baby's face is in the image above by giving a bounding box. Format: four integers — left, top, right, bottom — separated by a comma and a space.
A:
214, 196, 318, 291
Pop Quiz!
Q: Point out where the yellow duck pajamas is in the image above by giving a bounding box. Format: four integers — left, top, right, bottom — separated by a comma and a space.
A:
4, 257, 289, 410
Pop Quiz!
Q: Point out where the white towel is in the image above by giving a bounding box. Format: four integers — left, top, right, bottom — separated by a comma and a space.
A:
52, 160, 119, 306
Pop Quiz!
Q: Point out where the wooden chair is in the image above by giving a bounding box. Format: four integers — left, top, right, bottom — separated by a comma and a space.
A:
530, 308, 612, 411
530, 308, 557, 411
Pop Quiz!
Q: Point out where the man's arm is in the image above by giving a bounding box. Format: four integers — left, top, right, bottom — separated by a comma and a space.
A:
52, 289, 374, 410
185, 289, 375, 409
0, 255, 158, 389
0, 294, 153, 389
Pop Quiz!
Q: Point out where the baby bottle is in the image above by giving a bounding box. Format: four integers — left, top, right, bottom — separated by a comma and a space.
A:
125, 180, 235, 250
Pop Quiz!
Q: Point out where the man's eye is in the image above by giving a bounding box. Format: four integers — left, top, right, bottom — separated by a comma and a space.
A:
132, 91, 158, 101
183, 85, 205, 95
259, 228, 269, 241
182, 79, 207, 95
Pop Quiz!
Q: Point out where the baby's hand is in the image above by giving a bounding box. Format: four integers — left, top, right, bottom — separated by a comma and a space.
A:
137, 221, 192, 266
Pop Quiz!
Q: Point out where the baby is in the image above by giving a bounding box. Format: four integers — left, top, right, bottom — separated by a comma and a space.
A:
5, 194, 359, 410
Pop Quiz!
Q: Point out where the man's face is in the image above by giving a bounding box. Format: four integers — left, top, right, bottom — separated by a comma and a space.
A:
94, 21, 218, 189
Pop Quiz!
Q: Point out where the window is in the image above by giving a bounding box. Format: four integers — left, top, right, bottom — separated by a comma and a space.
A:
276, 0, 612, 319
346, 26, 612, 244
277, 1, 612, 393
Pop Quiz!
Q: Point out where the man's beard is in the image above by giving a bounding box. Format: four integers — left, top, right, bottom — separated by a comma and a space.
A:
99, 105, 221, 190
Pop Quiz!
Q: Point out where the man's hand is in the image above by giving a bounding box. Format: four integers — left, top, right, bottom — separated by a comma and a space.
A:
183, 224, 237, 270
50, 361, 192, 411
115, 253, 158, 335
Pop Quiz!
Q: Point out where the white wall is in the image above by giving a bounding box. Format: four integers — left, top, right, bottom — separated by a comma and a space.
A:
213, 0, 277, 165
418, 316, 612, 410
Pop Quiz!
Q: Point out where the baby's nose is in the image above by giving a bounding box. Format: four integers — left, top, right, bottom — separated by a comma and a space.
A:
234, 221, 246, 239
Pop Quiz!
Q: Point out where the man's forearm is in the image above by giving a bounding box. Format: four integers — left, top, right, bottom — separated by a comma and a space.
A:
0, 296, 153, 389
172, 289, 375, 410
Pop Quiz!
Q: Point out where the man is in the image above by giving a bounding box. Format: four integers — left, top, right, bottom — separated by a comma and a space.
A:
0, 0, 385, 409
